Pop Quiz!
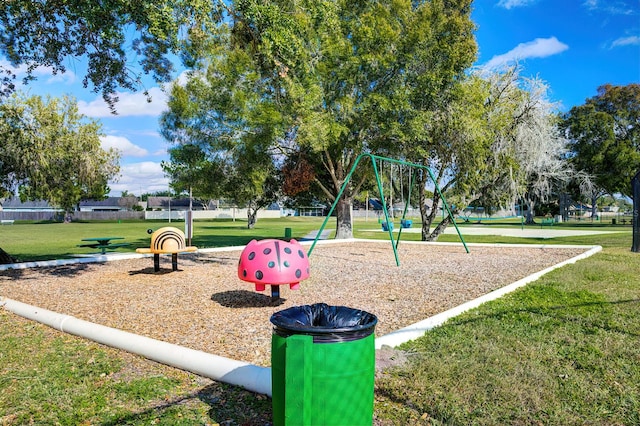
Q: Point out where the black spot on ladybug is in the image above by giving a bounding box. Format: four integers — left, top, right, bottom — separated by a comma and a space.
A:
284, 247, 292, 254
268, 261, 275, 268
263, 248, 271, 255
298, 250, 305, 258
242, 270, 247, 277
284, 261, 290, 267
248, 252, 256, 260
295, 269, 302, 278
256, 270, 264, 280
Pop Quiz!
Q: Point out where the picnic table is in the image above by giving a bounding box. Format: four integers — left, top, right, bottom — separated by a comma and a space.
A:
77, 237, 129, 254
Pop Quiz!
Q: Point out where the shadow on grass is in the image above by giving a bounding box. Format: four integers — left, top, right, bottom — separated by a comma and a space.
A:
211, 290, 285, 308
99, 382, 272, 426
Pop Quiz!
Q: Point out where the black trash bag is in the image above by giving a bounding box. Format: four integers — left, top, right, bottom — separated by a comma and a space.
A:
270, 303, 377, 343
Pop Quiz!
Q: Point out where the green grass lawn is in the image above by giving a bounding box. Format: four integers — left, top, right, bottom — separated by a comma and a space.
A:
0, 217, 330, 262
1, 218, 639, 425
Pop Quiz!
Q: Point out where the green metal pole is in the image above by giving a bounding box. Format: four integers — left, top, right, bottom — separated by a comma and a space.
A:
307, 153, 469, 261
423, 166, 470, 254
307, 154, 367, 257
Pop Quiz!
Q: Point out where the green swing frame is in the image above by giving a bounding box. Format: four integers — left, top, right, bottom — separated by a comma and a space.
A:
307, 154, 469, 266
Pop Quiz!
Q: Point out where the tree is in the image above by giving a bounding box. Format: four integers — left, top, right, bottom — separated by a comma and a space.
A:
0, 92, 120, 212
477, 67, 573, 225
0, 0, 219, 109
162, 143, 226, 198
406, 64, 574, 239
287, 0, 477, 238
164, 0, 477, 238
160, 37, 285, 228
561, 84, 640, 200
118, 192, 139, 210
404, 74, 492, 240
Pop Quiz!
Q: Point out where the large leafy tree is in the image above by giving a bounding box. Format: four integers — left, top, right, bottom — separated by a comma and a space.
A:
0, 0, 218, 108
561, 84, 640, 199
285, 0, 477, 238
483, 68, 572, 224
162, 0, 477, 238
0, 93, 120, 212
408, 64, 574, 238
160, 36, 284, 228
405, 73, 491, 240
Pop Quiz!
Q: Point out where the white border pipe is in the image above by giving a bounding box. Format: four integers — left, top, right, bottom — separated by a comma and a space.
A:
0, 297, 272, 396
375, 245, 603, 349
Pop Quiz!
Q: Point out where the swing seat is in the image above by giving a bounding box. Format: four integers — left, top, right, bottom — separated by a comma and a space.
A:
381, 221, 394, 231
401, 219, 413, 228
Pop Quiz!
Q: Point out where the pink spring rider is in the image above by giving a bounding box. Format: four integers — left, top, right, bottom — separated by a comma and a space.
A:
238, 238, 310, 300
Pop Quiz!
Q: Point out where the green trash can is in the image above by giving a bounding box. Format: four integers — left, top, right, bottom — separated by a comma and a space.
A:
270, 303, 378, 426
284, 227, 292, 239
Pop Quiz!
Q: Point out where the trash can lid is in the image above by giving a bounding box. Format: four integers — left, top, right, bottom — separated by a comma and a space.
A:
270, 303, 377, 343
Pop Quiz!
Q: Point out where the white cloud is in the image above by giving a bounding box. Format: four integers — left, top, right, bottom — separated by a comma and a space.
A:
1, 59, 77, 88
78, 86, 168, 118
497, 0, 538, 9
583, 0, 637, 14
100, 135, 149, 157
109, 161, 169, 196
611, 35, 640, 47
483, 37, 569, 69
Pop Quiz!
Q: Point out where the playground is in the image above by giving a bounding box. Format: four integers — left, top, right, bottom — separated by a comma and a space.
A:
0, 240, 590, 367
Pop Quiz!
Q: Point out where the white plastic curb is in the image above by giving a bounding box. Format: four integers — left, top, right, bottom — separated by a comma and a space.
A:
374, 244, 602, 348
0, 297, 272, 396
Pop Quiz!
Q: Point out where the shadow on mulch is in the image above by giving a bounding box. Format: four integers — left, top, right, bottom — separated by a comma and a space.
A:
128, 267, 181, 275
211, 290, 285, 308
0, 262, 95, 280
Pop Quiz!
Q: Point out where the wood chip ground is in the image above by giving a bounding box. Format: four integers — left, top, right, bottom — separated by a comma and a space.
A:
0, 241, 589, 367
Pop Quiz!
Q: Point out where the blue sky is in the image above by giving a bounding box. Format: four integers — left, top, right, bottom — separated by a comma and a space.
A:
2, 0, 639, 197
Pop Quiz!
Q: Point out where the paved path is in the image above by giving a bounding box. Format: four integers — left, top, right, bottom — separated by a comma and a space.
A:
377, 226, 621, 239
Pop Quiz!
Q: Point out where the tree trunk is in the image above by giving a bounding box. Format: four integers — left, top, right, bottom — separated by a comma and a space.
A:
0, 247, 17, 264
247, 208, 257, 229
334, 196, 353, 239
420, 198, 431, 241
426, 216, 452, 241
420, 179, 446, 241
524, 198, 536, 224
591, 194, 598, 221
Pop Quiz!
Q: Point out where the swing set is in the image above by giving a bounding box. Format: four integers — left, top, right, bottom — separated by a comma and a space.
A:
307, 154, 469, 266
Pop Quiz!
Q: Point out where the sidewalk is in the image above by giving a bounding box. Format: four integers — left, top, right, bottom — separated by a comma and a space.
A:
383, 226, 621, 239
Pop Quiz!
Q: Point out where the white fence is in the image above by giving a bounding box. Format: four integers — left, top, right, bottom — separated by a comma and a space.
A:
144, 208, 281, 221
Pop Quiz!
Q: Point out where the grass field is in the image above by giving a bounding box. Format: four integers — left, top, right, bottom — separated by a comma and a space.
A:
0, 217, 328, 262
0, 215, 631, 262
1, 217, 639, 425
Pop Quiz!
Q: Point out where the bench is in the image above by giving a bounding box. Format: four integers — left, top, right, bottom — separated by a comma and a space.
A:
136, 227, 197, 272
1, 220, 14, 225
540, 218, 554, 227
